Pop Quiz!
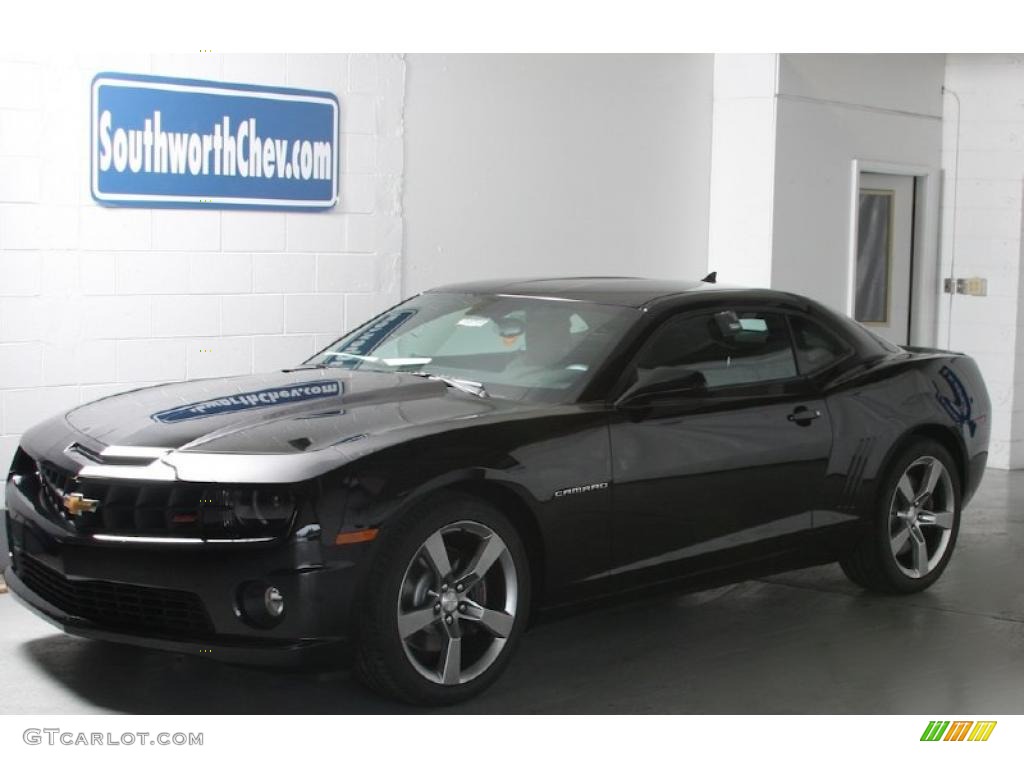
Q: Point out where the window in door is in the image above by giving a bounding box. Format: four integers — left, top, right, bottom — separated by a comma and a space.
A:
632, 310, 798, 391
854, 172, 915, 345
855, 189, 894, 324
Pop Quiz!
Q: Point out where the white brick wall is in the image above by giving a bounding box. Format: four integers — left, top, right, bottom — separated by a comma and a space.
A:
942, 55, 1024, 468
0, 54, 406, 503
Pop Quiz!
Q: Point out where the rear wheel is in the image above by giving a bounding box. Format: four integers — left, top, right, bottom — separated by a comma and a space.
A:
353, 492, 531, 705
840, 439, 961, 593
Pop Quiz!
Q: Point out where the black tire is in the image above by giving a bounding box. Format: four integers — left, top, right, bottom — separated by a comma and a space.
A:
353, 491, 531, 705
840, 438, 961, 594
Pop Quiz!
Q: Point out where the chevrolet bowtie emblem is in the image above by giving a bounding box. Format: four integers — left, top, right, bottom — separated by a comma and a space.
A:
63, 492, 99, 517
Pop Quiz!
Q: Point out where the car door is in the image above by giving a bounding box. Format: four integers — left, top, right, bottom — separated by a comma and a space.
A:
605, 307, 834, 584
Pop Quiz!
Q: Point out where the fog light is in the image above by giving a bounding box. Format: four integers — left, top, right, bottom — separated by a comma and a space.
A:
238, 581, 286, 628
264, 586, 285, 618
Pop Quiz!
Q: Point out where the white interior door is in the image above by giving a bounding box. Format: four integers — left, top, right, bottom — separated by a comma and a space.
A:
854, 172, 915, 345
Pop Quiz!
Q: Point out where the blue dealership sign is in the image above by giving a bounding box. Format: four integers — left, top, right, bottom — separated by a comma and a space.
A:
91, 73, 339, 210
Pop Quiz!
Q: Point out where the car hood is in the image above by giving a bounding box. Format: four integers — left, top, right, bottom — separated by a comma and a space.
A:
63, 368, 528, 454
24, 368, 547, 484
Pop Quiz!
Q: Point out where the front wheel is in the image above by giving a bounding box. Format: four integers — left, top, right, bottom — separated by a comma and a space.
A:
353, 492, 531, 705
840, 439, 961, 594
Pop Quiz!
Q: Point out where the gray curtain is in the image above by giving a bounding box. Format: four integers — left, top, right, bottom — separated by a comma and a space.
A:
855, 192, 892, 323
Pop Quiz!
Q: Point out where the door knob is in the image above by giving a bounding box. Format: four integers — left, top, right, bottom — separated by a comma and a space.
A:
787, 406, 822, 425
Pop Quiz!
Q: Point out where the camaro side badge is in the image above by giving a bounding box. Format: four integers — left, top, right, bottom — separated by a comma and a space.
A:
63, 492, 100, 517
554, 482, 610, 499
934, 365, 977, 437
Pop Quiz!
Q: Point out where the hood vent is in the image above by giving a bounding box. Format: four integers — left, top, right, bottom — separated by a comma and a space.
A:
66, 442, 171, 467
63, 443, 177, 482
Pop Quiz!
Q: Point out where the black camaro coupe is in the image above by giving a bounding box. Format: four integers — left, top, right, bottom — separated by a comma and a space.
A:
2, 277, 989, 704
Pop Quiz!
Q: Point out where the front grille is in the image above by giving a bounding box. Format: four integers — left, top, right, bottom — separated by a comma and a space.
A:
28, 458, 292, 540
37, 461, 72, 520
9, 445, 36, 476
34, 459, 194, 533
15, 554, 214, 637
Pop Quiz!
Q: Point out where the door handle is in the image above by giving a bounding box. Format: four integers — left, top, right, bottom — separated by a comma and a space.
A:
787, 406, 822, 425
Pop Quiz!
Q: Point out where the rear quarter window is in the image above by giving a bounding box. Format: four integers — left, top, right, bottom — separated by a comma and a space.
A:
789, 315, 854, 375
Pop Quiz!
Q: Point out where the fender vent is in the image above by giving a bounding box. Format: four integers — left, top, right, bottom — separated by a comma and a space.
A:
839, 437, 875, 512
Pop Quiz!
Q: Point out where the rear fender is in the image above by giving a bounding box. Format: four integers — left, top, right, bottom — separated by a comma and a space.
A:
820, 352, 989, 529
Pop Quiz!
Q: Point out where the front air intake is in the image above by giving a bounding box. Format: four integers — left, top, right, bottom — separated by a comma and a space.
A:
14, 554, 214, 637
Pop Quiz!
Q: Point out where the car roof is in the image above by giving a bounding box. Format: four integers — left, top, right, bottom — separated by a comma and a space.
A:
425, 276, 889, 369
425, 276, 739, 308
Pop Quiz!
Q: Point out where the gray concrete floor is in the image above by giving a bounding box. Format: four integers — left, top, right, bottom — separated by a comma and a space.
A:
1, 468, 1022, 714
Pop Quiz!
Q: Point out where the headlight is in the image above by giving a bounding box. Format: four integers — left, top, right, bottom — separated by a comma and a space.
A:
197, 487, 297, 539
238, 489, 295, 525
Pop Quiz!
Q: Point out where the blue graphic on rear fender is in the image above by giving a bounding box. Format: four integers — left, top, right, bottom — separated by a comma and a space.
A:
934, 365, 976, 437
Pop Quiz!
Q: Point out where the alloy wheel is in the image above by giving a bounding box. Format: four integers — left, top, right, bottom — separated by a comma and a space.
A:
396, 520, 518, 685
888, 455, 955, 579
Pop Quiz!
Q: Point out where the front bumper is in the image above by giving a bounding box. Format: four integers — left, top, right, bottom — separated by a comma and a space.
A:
3, 565, 348, 666
2, 476, 364, 668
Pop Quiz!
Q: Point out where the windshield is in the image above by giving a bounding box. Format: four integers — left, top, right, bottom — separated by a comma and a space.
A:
305, 292, 639, 403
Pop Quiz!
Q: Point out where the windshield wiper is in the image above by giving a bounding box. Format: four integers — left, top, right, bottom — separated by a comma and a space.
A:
409, 372, 489, 398
299, 353, 489, 398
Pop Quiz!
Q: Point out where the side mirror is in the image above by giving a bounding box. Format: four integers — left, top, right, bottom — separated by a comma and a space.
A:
616, 368, 706, 408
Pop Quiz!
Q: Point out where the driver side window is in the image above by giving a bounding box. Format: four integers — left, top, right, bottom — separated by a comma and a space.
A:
633, 310, 798, 392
